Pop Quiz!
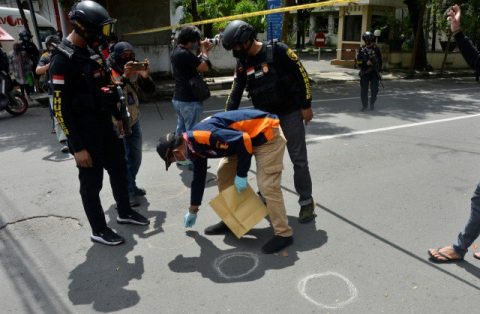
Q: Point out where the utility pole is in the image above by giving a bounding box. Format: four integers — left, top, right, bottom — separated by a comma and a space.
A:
26, 0, 43, 48
15, 0, 31, 34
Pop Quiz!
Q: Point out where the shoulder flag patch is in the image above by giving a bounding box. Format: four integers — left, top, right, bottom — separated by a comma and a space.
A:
286, 48, 298, 61
52, 75, 65, 85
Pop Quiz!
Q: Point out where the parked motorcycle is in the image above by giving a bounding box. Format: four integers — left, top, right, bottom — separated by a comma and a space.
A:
0, 71, 28, 116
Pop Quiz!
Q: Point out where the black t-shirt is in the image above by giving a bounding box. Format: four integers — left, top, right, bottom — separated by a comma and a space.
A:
170, 46, 201, 101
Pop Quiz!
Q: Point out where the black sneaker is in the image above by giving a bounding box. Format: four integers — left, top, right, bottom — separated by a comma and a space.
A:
204, 221, 230, 235
261, 235, 293, 254
298, 201, 316, 224
133, 187, 146, 196
117, 210, 150, 226
90, 227, 124, 246
361, 106, 367, 112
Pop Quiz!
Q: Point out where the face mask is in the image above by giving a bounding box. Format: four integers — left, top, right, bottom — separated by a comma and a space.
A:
118, 57, 134, 69
232, 40, 254, 59
232, 48, 248, 59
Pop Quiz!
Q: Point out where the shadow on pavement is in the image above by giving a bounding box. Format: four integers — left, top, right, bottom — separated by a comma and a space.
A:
168, 216, 327, 283
456, 260, 480, 280
68, 203, 165, 312
177, 164, 217, 188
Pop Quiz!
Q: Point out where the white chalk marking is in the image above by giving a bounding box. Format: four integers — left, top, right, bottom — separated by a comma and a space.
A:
298, 272, 358, 309
213, 252, 259, 280
307, 113, 480, 143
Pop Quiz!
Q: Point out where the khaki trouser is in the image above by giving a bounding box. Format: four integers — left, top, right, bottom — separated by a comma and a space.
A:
217, 127, 293, 237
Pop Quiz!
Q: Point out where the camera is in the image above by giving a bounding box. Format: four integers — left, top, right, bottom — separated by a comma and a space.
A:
206, 34, 221, 45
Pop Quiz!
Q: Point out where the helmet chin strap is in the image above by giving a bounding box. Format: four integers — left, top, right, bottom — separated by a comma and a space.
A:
245, 39, 254, 55
74, 28, 101, 48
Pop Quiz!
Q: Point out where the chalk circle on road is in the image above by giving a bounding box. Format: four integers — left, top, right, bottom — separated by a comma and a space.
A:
298, 272, 358, 309
214, 252, 259, 280
146, 223, 195, 250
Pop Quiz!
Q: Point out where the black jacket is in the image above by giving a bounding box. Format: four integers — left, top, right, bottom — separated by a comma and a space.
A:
226, 42, 312, 116
49, 40, 121, 153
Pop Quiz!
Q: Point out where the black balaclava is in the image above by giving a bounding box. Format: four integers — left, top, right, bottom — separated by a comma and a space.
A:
111, 41, 135, 72
232, 39, 253, 59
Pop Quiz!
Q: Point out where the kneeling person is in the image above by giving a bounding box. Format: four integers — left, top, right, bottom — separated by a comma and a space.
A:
157, 109, 293, 253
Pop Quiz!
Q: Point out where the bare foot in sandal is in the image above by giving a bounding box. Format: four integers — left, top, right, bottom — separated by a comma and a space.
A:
474, 252, 480, 260
428, 246, 463, 263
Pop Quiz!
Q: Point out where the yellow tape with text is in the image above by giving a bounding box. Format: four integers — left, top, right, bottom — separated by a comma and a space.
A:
125, 0, 358, 36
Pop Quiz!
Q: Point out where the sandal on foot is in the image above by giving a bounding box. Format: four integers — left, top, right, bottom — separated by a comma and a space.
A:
428, 248, 463, 263
474, 252, 480, 260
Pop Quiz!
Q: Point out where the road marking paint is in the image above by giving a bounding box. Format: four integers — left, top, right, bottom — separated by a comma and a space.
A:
312, 87, 480, 103
204, 105, 253, 114
213, 252, 259, 280
307, 113, 480, 143
298, 272, 358, 309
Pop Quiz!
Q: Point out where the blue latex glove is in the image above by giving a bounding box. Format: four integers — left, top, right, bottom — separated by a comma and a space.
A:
234, 175, 248, 193
184, 212, 197, 228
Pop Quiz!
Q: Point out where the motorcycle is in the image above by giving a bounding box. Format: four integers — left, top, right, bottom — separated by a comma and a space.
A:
0, 71, 28, 116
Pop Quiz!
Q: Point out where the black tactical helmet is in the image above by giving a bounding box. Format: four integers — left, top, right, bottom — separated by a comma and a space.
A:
177, 25, 202, 45
362, 31, 375, 43
19, 30, 32, 41
221, 20, 256, 50
45, 35, 60, 48
68, 0, 116, 44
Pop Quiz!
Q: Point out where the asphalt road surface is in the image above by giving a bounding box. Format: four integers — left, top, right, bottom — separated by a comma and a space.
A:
1, 78, 480, 313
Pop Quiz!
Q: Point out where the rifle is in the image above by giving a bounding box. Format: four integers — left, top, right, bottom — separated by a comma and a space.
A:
95, 47, 132, 136
359, 46, 384, 89
116, 85, 132, 136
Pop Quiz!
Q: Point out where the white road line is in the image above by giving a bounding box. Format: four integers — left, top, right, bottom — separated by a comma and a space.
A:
312, 87, 479, 103
204, 105, 252, 113
307, 113, 480, 143
204, 86, 479, 113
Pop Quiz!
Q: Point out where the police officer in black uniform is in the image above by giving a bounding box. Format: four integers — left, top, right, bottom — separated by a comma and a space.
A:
204, 20, 315, 236
356, 31, 382, 111
50, 1, 149, 246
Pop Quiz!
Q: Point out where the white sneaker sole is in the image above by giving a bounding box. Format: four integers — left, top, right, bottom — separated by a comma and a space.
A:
116, 217, 149, 226
90, 234, 124, 246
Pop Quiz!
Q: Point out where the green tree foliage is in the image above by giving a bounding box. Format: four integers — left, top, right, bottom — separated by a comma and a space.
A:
176, 0, 266, 37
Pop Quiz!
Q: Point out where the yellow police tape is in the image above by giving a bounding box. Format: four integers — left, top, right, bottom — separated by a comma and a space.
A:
124, 0, 358, 36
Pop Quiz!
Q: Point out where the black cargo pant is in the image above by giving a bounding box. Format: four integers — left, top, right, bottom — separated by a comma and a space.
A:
360, 71, 379, 109
75, 116, 132, 233
279, 110, 313, 206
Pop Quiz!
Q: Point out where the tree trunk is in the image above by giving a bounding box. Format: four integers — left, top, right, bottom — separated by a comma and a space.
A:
440, 31, 452, 74
282, 0, 293, 43
431, 5, 437, 52
191, 0, 199, 22
405, 0, 428, 70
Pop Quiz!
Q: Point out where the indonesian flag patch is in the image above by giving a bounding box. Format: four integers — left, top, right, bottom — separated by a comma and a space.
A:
246, 67, 255, 76
52, 75, 65, 85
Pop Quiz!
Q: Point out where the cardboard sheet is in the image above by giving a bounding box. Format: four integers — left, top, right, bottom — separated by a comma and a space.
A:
209, 184, 268, 238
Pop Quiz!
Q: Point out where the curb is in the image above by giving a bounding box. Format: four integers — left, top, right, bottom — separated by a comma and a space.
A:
28, 71, 477, 108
